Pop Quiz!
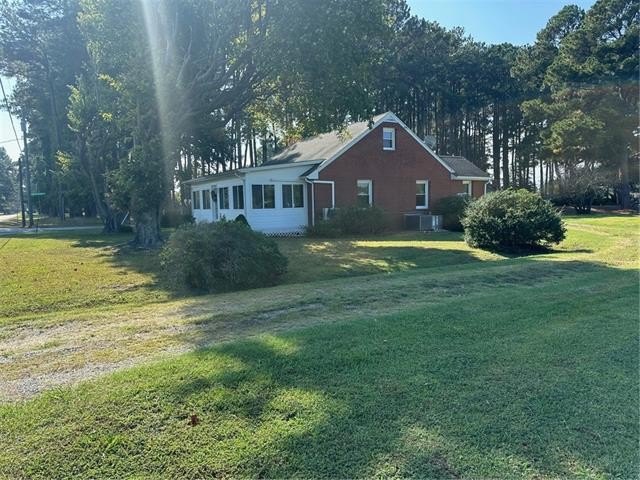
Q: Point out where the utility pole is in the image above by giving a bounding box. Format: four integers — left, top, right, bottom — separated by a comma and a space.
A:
17, 153, 25, 227
21, 118, 33, 228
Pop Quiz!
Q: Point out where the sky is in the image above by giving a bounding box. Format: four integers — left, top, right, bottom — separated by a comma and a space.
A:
406, 0, 596, 45
0, 0, 596, 162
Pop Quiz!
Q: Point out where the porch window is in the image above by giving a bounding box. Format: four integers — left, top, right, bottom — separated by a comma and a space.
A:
357, 180, 372, 207
202, 190, 211, 209
282, 184, 304, 208
252, 184, 275, 209
461, 180, 472, 196
383, 127, 395, 150
232, 185, 244, 209
192, 191, 201, 209
416, 181, 428, 209
219, 187, 229, 209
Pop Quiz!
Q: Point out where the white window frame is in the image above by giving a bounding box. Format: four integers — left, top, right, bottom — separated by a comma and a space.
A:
232, 185, 244, 210
461, 180, 472, 196
251, 184, 276, 209
192, 190, 201, 210
202, 189, 211, 210
218, 186, 230, 210
383, 127, 395, 151
416, 180, 429, 209
282, 183, 304, 209
357, 179, 372, 206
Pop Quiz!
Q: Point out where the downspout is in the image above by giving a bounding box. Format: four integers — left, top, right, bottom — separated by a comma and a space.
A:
313, 180, 335, 208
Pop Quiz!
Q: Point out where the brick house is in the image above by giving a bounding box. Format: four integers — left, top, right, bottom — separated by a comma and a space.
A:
185, 112, 490, 233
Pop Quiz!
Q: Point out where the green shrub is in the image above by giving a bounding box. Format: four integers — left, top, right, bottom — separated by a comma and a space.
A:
432, 195, 470, 231
160, 220, 287, 292
306, 206, 389, 237
462, 189, 566, 250
234, 214, 249, 226
305, 219, 342, 237
161, 206, 194, 228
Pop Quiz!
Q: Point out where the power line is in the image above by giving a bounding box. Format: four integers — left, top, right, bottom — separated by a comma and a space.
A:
0, 138, 20, 145
0, 76, 22, 155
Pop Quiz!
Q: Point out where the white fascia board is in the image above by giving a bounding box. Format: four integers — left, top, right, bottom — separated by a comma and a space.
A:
245, 159, 321, 173
314, 111, 456, 176
314, 112, 397, 175
451, 175, 491, 181
391, 115, 456, 174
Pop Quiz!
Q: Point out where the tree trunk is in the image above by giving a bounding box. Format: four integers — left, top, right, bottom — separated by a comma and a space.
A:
133, 209, 162, 248
617, 149, 631, 209
492, 108, 501, 188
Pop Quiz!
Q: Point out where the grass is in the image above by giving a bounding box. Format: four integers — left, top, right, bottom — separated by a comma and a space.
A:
0, 212, 103, 227
0, 229, 502, 321
0, 213, 638, 478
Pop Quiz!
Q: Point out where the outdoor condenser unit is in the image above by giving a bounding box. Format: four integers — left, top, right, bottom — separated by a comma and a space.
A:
404, 213, 443, 231
322, 207, 338, 220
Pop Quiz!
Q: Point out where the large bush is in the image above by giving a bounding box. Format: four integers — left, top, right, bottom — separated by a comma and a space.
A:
432, 195, 470, 231
462, 189, 565, 250
161, 221, 287, 292
306, 206, 389, 237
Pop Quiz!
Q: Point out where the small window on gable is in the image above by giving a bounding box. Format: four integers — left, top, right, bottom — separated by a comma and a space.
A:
192, 191, 201, 210
416, 181, 428, 209
383, 127, 395, 150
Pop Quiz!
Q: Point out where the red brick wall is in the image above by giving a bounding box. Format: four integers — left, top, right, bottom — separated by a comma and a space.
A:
314, 122, 482, 227
472, 180, 486, 198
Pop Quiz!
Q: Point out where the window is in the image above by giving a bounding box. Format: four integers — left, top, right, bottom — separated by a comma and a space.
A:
461, 180, 472, 196
232, 185, 244, 209
416, 181, 429, 209
252, 184, 275, 209
282, 184, 304, 208
202, 190, 211, 210
218, 187, 229, 209
383, 127, 395, 150
357, 180, 372, 207
192, 190, 201, 209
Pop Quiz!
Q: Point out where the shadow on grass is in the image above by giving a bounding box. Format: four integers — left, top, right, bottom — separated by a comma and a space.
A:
165, 261, 638, 478
1, 259, 638, 478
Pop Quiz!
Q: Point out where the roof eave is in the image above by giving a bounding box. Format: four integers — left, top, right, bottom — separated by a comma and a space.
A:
451, 175, 491, 181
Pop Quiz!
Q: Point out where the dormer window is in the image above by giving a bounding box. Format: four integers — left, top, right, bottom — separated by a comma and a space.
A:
383, 127, 395, 150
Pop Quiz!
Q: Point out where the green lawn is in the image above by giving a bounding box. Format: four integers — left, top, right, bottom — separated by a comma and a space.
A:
0, 214, 638, 478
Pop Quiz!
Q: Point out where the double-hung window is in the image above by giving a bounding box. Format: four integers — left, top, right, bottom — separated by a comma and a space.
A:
232, 185, 244, 209
356, 180, 372, 207
192, 191, 201, 209
218, 187, 230, 209
461, 180, 472, 196
282, 184, 304, 208
416, 181, 429, 209
383, 127, 395, 150
202, 190, 211, 209
252, 184, 275, 209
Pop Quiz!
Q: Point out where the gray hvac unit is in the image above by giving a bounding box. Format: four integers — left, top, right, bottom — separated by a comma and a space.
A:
404, 213, 443, 231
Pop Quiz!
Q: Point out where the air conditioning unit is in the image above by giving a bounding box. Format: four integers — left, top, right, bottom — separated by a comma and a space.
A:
404, 213, 443, 231
322, 207, 338, 220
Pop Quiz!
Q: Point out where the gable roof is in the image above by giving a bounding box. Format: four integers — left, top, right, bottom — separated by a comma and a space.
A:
440, 156, 490, 179
183, 112, 490, 186
263, 112, 388, 166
